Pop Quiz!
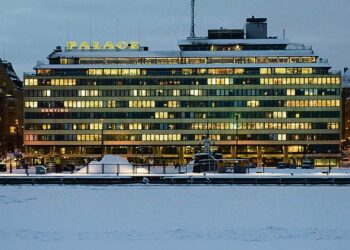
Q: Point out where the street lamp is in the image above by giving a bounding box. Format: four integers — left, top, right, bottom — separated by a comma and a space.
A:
15, 119, 19, 154
9, 151, 12, 174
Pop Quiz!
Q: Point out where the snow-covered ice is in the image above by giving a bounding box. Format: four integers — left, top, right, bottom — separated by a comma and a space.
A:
0, 185, 349, 250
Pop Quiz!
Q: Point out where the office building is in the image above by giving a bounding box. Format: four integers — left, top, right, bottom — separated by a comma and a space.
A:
24, 17, 341, 166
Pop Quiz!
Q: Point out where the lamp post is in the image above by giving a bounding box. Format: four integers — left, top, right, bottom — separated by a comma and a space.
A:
15, 119, 19, 155
9, 151, 12, 174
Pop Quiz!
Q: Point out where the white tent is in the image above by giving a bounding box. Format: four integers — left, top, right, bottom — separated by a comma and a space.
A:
77, 155, 148, 174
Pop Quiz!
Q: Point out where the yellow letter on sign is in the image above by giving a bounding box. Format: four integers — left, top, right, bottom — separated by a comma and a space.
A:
129, 41, 140, 50
79, 41, 91, 49
67, 41, 77, 50
116, 41, 128, 50
103, 41, 115, 49
92, 41, 100, 49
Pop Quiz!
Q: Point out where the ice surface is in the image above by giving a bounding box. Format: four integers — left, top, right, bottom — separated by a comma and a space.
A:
0, 185, 349, 250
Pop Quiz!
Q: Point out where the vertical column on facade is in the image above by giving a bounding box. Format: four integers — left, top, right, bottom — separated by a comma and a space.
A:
178, 146, 184, 164
257, 146, 262, 167
154, 146, 160, 165
230, 146, 235, 158
50, 146, 55, 155
283, 145, 289, 163
127, 146, 132, 157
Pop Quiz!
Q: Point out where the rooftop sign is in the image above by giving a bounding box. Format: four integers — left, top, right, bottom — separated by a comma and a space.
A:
67, 41, 140, 50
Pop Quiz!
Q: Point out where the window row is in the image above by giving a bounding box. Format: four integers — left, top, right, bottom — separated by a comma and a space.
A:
24, 111, 341, 120
24, 87, 340, 98
25, 76, 340, 87
25, 122, 340, 131
75, 56, 317, 65
24, 133, 340, 142
33, 67, 331, 77
25, 99, 340, 109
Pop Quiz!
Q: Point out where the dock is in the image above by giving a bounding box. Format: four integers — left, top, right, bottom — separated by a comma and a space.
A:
1, 173, 350, 185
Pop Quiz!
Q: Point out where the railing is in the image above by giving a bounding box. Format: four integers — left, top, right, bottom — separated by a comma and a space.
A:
23, 72, 36, 77
286, 44, 313, 50
76, 164, 189, 175
3, 163, 350, 175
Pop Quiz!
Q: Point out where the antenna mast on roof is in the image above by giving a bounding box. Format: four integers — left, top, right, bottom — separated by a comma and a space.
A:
116, 19, 119, 41
89, 18, 92, 49
2, 44, 5, 61
190, 0, 196, 38
138, 18, 141, 45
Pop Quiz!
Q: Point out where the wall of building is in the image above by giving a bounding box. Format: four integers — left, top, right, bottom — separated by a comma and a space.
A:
0, 59, 23, 156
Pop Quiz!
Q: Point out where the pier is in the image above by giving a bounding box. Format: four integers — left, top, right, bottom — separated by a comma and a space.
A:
1, 173, 350, 185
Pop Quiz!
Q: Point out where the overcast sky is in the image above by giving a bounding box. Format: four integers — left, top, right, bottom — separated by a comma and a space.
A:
0, 0, 349, 78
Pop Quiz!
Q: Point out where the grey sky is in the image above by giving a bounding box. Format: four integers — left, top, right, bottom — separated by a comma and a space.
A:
1, 0, 349, 78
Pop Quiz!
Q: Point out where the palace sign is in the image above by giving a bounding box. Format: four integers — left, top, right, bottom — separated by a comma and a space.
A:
67, 41, 140, 50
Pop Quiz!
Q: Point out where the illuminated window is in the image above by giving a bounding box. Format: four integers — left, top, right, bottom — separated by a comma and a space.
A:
168, 101, 179, 108
273, 112, 287, 119
173, 90, 180, 96
60, 58, 68, 64
9, 126, 16, 134
275, 68, 286, 74
260, 68, 272, 75
286, 89, 295, 96
155, 112, 168, 119
247, 100, 260, 107
25, 101, 38, 108
24, 79, 38, 86
278, 134, 287, 141
302, 68, 312, 74
43, 90, 51, 97
190, 89, 200, 96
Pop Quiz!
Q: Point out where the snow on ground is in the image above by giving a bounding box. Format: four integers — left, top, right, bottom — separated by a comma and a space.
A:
0, 185, 350, 250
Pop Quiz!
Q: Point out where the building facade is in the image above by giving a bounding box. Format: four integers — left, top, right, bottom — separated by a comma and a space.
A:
24, 17, 341, 166
0, 59, 23, 156
342, 68, 350, 143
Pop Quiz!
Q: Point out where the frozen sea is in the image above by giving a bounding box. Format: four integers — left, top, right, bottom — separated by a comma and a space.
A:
0, 185, 349, 250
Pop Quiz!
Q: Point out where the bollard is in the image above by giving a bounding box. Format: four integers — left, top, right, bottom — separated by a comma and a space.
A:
86, 164, 89, 174
117, 164, 120, 175
148, 164, 150, 174
163, 164, 166, 174
102, 164, 104, 174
